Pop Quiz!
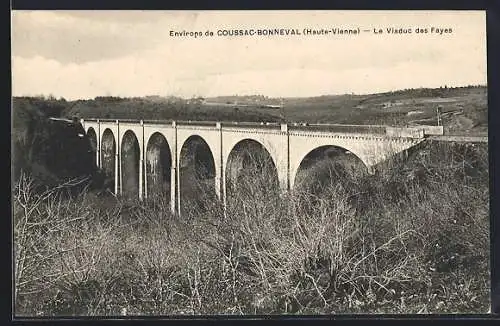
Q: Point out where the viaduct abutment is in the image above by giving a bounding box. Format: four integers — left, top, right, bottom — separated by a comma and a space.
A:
81, 119, 436, 215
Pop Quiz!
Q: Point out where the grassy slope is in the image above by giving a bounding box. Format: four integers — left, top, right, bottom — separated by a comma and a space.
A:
281, 86, 487, 135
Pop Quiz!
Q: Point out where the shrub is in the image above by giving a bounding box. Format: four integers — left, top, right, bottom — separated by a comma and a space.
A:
13, 141, 490, 315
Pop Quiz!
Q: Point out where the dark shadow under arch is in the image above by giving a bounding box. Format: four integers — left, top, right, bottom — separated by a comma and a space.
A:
121, 130, 140, 200
100, 128, 116, 191
294, 145, 368, 197
179, 135, 216, 214
146, 132, 172, 204
225, 139, 279, 204
86, 127, 97, 168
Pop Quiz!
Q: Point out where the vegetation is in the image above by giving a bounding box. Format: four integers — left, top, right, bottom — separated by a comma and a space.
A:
13, 140, 489, 315
12, 97, 98, 189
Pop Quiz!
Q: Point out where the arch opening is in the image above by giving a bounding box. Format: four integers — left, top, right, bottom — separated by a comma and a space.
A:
121, 130, 140, 200
225, 139, 279, 205
179, 135, 216, 214
100, 129, 116, 191
146, 133, 172, 204
86, 127, 97, 168
293, 146, 368, 205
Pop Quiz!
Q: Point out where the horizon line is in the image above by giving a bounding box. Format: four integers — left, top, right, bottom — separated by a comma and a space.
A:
12, 83, 488, 101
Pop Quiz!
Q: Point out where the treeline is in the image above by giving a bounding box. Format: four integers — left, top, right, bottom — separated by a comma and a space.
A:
378, 85, 486, 98
63, 97, 281, 122
14, 96, 69, 117
206, 94, 282, 105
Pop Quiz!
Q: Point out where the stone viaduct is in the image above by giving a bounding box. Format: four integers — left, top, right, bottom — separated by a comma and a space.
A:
81, 119, 443, 215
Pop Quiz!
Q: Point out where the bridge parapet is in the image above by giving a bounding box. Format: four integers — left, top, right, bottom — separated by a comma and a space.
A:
385, 127, 424, 139
81, 118, 445, 140
418, 125, 444, 136
385, 126, 444, 138
82, 118, 445, 135
288, 124, 387, 135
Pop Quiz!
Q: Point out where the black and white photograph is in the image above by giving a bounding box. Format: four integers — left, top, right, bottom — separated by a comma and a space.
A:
11, 10, 489, 316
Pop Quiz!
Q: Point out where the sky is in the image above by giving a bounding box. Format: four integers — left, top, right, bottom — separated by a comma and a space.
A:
11, 10, 487, 100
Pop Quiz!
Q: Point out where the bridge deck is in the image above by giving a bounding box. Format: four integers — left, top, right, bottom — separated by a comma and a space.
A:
81, 118, 395, 135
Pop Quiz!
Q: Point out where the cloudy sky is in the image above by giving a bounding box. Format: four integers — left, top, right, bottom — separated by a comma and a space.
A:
12, 10, 487, 100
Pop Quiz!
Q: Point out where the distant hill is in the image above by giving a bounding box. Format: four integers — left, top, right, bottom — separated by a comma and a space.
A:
58, 85, 487, 135
281, 85, 487, 135
74, 87, 485, 133
204, 95, 282, 106
63, 96, 281, 122
14, 86, 488, 130
11, 85, 487, 187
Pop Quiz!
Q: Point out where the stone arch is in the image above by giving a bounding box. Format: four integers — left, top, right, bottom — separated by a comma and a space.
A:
293, 145, 368, 195
121, 130, 140, 200
179, 135, 216, 213
86, 127, 97, 167
145, 132, 172, 202
100, 128, 116, 190
225, 139, 280, 201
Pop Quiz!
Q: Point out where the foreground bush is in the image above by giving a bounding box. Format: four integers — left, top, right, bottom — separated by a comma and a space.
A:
13, 141, 489, 315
